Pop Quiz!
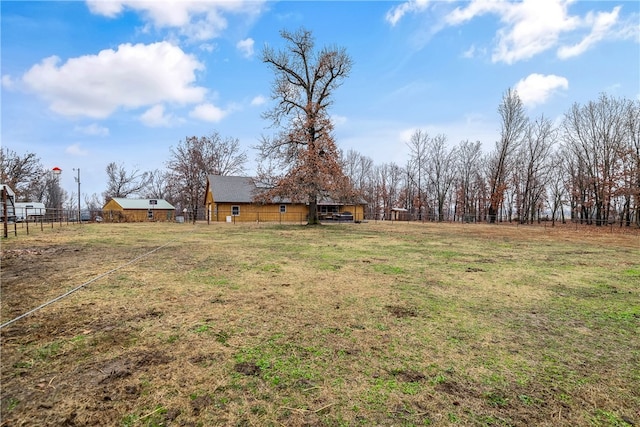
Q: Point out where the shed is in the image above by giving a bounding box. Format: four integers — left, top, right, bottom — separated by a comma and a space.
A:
102, 198, 175, 222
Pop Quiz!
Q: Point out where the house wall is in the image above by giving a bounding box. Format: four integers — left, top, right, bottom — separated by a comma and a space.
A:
209, 202, 365, 222
102, 200, 175, 222
211, 203, 309, 223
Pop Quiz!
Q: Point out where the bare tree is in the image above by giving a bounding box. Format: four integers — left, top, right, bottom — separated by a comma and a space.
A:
142, 169, 173, 201
257, 27, 353, 224
425, 134, 457, 221
488, 88, 528, 222
562, 93, 630, 225
167, 131, 247, 221
84, 193, 103, 212
406, 130, 429, 220
547, 151, 567, 226
622, 99, 640, 227
0, 148, 45, 201
454, 140, 483, 222
515, 115, 556, 223
23, 169, 58, 208
102, 162, 151, 202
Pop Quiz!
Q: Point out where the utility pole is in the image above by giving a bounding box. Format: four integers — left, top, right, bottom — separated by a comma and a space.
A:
74, 168, 81, 222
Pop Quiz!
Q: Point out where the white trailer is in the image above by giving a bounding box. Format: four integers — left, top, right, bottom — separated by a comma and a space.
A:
15, 202, 46, 222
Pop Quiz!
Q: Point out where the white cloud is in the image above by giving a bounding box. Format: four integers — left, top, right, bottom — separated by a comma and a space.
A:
190, 103, 228, 122
514, 73, 569, 108
86, 0, 266, 42
332, 114, 348, 126
74, 123, 109, 137
446, 0, 581, 64
386, 0, 430, 26
199, 43, 217, 53
140, 104, 182, 127
21, 42, 206, 119
557, 6, 621, 59
250, 95, 266, 106
393, 0, 630, 63
236, 38, 255, 58
65, 143, 89, 156
1, 75, 17, 90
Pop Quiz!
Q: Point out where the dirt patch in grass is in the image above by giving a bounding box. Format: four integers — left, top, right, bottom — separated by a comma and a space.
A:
1, 222, 639, 426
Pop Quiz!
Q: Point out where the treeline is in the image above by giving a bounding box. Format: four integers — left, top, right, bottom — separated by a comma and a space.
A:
2, 91, 639, 227
0, 132, 247, 217
344, 91, 640, 227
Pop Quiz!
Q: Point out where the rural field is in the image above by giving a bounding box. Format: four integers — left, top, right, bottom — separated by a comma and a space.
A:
1, 221, 638, 427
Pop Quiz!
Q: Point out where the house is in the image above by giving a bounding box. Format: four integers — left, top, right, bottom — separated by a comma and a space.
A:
204, 175, 366, 223
102, 198, 175, 222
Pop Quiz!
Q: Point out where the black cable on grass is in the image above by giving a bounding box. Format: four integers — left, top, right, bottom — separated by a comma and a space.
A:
0, 241, 172, 330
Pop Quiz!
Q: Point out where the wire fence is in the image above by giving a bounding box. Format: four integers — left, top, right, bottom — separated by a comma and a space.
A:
3, 207, 638, 239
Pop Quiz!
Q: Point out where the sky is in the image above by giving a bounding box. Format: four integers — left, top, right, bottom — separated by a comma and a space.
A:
2, 0, 639, 202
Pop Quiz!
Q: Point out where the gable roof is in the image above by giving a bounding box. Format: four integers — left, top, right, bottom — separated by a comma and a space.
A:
206, 175, 367, 206
208, 175, 256, 203
109, 198, 175, 210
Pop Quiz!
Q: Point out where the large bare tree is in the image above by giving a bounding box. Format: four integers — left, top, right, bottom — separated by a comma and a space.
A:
488, 88, 528, 222
406, 130, 429, 220
257, 27, 353, 224
0, 148, 44, 201
167, 131, 247, 221
102, 162, 151, 202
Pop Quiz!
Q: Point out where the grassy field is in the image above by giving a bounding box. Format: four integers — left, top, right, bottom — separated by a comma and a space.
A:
1, 221, 638, 426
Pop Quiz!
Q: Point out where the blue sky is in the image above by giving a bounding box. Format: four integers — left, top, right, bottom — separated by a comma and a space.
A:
2, 0, 639, 200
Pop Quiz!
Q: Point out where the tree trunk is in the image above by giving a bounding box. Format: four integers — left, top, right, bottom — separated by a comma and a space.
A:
308, 194, 320, 225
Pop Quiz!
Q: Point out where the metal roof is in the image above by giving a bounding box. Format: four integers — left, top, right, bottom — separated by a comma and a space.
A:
110, 198, 175, 210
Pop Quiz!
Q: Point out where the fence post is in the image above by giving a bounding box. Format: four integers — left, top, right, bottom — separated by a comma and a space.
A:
2, 188, 7, 238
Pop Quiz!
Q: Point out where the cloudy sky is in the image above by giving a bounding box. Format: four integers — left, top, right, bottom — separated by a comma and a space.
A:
2, 0, 639, 200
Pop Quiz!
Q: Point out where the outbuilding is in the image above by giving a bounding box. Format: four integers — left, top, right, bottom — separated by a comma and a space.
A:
102, 198, 176, 222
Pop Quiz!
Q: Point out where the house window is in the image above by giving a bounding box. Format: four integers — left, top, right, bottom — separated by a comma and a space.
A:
232, 205, 240, 216
279, 205, 286, 213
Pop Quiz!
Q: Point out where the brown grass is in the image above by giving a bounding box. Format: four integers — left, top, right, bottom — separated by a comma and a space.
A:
1, 221, 638, 426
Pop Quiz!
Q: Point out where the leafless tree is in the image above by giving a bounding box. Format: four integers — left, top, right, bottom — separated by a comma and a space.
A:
142, 169, 174, 201
488, 88, 528, 222
426, 134, 457, 221
515, 115, 556, 223
167, 131, 247, 222
622, 99, 640, 227
0, 147, 45, 201
562, 93, 630, 225
406, 130, 429, 220
84, 193, 103, 212
257, 27, 353, 224
454, 140, 483, 222
547, 151, 567, 226
102, 162, 151, 202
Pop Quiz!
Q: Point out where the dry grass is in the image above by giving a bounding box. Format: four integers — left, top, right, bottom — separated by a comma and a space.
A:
1, 221, 639, 427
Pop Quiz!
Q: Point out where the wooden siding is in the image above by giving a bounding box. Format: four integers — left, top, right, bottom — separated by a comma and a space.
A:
102, 199, 175, 222
208, 202, 365, 223
210, 203, 309, 223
